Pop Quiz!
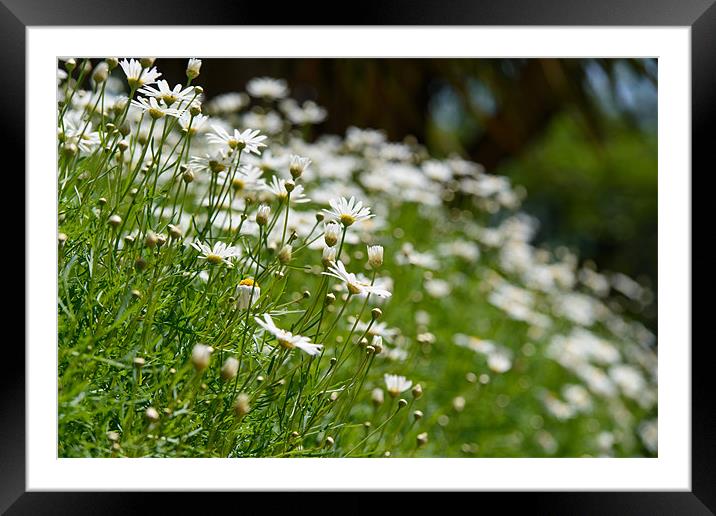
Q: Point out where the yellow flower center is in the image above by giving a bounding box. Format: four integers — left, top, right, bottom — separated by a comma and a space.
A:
148, 107, 165, 120
278, 338, 294, 350
162, 94, 177, 106
206, 254, 223, 265
232, 178, 245, 191
340, 214, 356, 226
239, 278, 258, 288
347, 283, 362, 295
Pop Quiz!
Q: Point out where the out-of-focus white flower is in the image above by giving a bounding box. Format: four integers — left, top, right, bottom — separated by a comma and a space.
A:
264, 176, 310, 203
323, 260, 392, 298
254, 313, 322, 356
384, 374, 412, 397
191, 240, 241, 266
247, 77, 289, 99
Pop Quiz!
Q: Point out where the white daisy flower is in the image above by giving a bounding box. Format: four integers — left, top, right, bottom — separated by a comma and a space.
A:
190, 150, 233, 175
246, 77, 289, 99
139, 80, 195, 107
236, 278, 261, 310
367, 245, 384, 268
191, 240, 241, 266
254, 314, 322, 356
288, 154, 312, 179
323, 260, 392, 298
205, 92, 249, 115
119, 58, 162, 89
384, 374, 412, 397
323, 196, 374, 227
224, 164, 265, 192
130, 96, 184, 120
264, 176, 310, 204
178, 112, 209, 135
207, 126, 267, 155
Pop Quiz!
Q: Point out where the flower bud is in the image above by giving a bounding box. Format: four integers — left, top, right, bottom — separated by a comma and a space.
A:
145, 232, 159, 249
315, 212, 325, 222
140, 57, 156, 68
398, 398, 408, 409
186, 58, 202, 79
182, 168, 195, 184
64, 58, 76, 72
284, 180, 295, 193
133, 357, 145, 368
367, 245, 384, 268
325, 292, 336, 305
191, 343, 211, 371
416, 432, 429, 447
92, 62, 109, 83
324, 222, 340, 247
413, 410, 424, 421
256, 204, 271, 226
371, 335, 383, 354
220, 357, 239, 381
108, 214, 122, 228
134, 257, 147, 272
145, 407, 160, 422
168, 224, 182, 240
371, 388, 384, 407
233, 393, 250, 418
324, 436, 335, 448
189, 102, 202, 117
106, 58, 119, 70
278, 244, 293, 264
371, 308, 382, 320
322, 246, 336, 268
412, 384, 423, 400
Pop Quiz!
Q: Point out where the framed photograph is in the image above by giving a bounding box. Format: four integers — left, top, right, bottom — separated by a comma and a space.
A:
6, 0, 711, 512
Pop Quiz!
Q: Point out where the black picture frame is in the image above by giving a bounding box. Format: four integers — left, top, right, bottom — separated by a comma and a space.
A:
4, 0, 711, 513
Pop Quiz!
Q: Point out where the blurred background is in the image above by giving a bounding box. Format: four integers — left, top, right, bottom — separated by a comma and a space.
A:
143, 58, 658, 331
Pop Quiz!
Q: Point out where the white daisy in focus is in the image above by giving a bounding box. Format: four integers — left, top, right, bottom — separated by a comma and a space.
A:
191, 240, 241, 266
207, 126, 267, 154
384, 374, 412, 397
246, 77, 289, 99
254, 314, 322, 356
130, 96, 184, 119
119, 58, 162, 89
139, 80, 195, 107
323, 196, 374, 227
323, 260, 392, 298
